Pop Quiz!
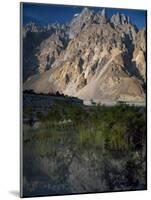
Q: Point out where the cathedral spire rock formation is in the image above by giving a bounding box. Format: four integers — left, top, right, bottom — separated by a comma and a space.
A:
23, 8, 146, 103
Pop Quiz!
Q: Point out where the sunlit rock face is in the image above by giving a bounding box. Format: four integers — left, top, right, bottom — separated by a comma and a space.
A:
23, 8, 146, 103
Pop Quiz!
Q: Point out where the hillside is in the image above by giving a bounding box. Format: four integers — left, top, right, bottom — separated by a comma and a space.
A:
23, 8, 146, 103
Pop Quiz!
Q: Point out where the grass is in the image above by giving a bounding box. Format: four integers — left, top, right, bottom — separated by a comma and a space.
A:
23, 103, 146, 157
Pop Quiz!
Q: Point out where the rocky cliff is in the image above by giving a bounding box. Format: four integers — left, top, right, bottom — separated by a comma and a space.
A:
23, 8, 146, 103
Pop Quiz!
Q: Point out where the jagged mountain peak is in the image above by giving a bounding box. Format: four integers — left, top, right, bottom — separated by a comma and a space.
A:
101, 8, 106, 16
93, 8, 108, 24
69, 7, 108, 38
81, 7, 93, 15
110, 12, 131, 26
23, 8, 146, 103
72, 7, 94, 22
23, 22, 43, 33
80, 7, 107, 20
98, 8, 107, 18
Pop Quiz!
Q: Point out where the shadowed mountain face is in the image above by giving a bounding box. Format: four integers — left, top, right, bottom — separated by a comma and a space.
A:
23, 8, 146, 103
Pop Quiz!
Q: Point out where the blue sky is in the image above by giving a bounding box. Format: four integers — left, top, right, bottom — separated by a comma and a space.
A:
22, 3, 147, 30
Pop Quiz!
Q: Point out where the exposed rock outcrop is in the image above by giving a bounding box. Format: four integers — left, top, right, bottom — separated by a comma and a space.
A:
132, 29, 146, 82
23, 23, 69, 81
23, 8, 146, 103
111, 13, 130, 26
37, 28, 69, 73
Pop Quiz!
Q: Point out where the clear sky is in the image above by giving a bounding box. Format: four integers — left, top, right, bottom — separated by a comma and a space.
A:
22, 3, 147, 30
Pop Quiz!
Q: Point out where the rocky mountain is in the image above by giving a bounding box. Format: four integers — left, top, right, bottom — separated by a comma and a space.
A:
23, 8, 146, 103
23, 23, 69, 81
132, 28, 146, 82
